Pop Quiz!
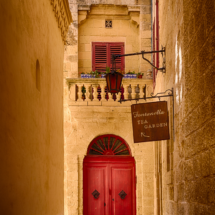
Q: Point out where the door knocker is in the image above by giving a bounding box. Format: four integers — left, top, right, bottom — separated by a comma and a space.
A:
92, 190, 100, 199
119, 190, 127, 200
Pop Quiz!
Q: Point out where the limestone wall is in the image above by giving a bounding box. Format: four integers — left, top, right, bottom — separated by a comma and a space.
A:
64, 1, 155, 214
78, 5, 140, 76
154, 0, 215, 214
64, 79, 155, 214
64, 0, 152, 79
0, 0, 71, 214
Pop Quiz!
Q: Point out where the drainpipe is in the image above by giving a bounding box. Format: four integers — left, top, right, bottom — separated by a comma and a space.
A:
156, 0, 159, 74
151, 0, 153, 64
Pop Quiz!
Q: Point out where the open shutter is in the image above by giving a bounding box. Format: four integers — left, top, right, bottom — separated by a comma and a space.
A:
92, 42, 108, 72
92, 42, 124, 73
109, 43, 124, 72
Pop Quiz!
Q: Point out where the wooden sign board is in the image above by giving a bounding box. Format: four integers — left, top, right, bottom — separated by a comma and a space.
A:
131, 101, 170, 143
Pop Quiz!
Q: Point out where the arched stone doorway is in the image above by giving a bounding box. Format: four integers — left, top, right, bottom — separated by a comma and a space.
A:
83, 134, 136, 215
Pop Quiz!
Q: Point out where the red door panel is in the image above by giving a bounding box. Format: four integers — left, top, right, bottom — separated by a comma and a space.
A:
84, 166, 107, 215
83, 156, 136, 215
111, 167, 134, 215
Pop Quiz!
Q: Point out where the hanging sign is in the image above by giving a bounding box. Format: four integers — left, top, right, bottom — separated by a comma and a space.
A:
131, 101, 170, 143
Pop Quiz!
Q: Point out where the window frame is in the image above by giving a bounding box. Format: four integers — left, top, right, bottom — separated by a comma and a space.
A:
92, 42, 125, 73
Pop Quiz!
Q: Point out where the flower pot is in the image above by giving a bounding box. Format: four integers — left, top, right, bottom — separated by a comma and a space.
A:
138, 75, 143, 79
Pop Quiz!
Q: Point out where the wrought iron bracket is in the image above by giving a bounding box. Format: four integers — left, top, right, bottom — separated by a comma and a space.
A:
112, 46, 166, 73
119, 86, 175, 141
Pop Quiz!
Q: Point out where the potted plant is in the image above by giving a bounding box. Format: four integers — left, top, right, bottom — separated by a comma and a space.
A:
131, 71, 137, 78
105, 67, 110, 74
102, 67, 110, 78
125, 70, 133, 78
116, 69, 124, 75
86, 72, 91, 78
90, 71, 96, 78
101, 73, 106, 78
80, 72, 85, 78
137, 72, 144, 79
95, 70, 101, 78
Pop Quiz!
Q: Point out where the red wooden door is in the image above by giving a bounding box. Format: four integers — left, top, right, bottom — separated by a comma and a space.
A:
83, 156, 136, 215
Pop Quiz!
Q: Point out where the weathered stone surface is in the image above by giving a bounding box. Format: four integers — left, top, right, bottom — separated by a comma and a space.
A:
210, 148, 215, 175
152, 0, 215, 213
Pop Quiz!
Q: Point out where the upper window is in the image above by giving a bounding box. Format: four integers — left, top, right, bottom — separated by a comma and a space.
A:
92, 42, 124, 73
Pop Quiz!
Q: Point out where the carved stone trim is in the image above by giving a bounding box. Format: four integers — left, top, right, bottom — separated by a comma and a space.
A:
128, 6, 140, 12
78, 5, 91, 11
50, 0, 72, 43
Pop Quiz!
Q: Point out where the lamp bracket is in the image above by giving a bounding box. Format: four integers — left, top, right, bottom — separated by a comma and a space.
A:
113, 46, 166, 73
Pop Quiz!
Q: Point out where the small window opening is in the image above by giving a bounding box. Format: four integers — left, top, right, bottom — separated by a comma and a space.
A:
105, 20, 112, 28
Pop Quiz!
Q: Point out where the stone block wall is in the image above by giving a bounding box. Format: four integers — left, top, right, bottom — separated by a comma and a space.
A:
154, 0, 215, 214
64, 0, 152, 79
64, 1, 155, 214
78, 5, 140, 76
64, 103, 155, 215
0, 0, 71, 214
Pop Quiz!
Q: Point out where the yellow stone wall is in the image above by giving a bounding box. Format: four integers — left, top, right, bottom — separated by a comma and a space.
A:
64, 2, 155, 215
65, 94, 154, 215
64, 2, 152, 79
78, 5, 140, 75
64, 80, 155, 215
153, 0, 215, 214
0, 0, 71, 214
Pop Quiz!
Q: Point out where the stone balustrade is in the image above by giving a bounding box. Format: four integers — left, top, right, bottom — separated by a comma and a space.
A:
66, 78, 153, 106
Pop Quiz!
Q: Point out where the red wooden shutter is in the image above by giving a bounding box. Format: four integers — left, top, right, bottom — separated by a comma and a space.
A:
109, 43, 124, 72
92, 42, 124, 73
92, 42, 108, 72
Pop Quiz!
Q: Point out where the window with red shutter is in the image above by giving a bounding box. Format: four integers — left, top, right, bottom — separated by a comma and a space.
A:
92, 42, 124, 73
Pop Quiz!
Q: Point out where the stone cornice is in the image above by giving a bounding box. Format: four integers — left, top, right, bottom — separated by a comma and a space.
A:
50, 0, 72, 43
128, 6, 140, 12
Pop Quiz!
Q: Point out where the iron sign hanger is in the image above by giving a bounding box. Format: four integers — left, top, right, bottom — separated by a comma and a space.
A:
110, 47, 175, 140
119, 87, 175, 141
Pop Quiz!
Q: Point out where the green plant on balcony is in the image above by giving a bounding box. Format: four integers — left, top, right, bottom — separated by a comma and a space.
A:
137, 72, 144, 79
95, 71, 101, 78
116, 69, 124, 74
105, 67, 110, 74
127, 70, 133, 74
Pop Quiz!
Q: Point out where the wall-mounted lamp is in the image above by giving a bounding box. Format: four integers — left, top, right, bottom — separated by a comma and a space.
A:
106, 47, 166, 94
105, 55, 123, 94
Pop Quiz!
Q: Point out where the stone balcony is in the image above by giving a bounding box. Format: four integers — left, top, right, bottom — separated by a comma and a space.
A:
66, 78, 153, 106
